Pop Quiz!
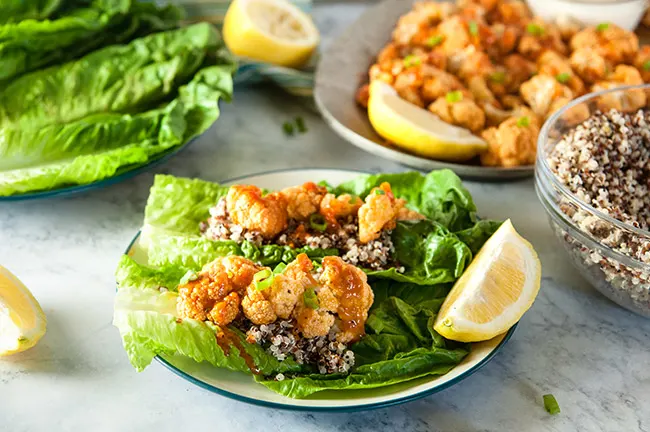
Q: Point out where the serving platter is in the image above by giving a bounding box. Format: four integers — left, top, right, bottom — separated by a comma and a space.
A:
314, 0, 535, 181
125, 168, 516, 411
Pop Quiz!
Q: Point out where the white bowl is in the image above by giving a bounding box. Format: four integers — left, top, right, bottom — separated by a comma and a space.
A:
526, 0, 646, 31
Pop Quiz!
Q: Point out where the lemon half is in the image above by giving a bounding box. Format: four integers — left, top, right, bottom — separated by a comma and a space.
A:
223, 0, 319, 68
0, 266, 46, 356
434, 220, 541, 342
367, 81, 487, 162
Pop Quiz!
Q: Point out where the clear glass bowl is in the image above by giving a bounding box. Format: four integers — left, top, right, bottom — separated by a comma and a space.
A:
535, 85, 650, 317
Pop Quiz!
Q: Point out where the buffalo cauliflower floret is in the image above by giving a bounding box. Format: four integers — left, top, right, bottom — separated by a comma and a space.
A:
480, 110, 539, 167
294, 304, 336, 339
241, 286, 277, 325
502, 54, 536, 93
570, 23, 638, 65
634, 45, 650, 82
320, 193, 363, 225
592, 65, 646, 112
358, 182, 404, 243
569, 48, 609, 84
518, 19, 567, 60
520, 74, 573, 118
428, 95, 486, 133
421, 67, 468, 102
226, 185, 288, 238
279, 182, 327, 221
537, 51, 586, 96
392, 2, 456, 45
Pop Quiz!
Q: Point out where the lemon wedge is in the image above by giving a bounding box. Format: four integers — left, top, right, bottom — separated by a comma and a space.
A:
223, 0, 319, 68
434, 220, 541, 342
367, 81, 488, 162
0, 265, 46, 356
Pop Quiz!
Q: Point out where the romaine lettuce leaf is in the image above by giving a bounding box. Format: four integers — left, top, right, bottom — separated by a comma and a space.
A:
0, 0, 62, 24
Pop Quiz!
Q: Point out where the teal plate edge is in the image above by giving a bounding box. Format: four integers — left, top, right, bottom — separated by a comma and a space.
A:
120, 167, 518, 412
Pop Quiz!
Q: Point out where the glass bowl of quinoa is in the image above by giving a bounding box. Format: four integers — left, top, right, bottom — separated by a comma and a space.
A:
536, 84, 650, 317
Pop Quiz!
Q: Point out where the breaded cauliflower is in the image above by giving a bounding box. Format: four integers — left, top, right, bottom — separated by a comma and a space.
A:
537, 51, 586, 96
489, 0, 531, 25
569, 48, 609, 84
177, 256, 261, 326
480, 110, 539, 167
520, 74, 573, 118
570, 23, 638, 65
517, 19, 567, 60
392, 2, 456, 46
502, 54, 536, 93
279, 182, 327, 221
241, 286, 277, 325
438, 16, 472, 54
592, 65, 646, 112
294, 304, 335, 339
358, 183, 403, 244
467, 75, 499, 108
428, 96, 486, 133
634, 45, 650, 83
319, 257, 374, 343
421, 67, 468, 103
320, 193, 363, 225
226, 185, 288, 238
448, 46, 495, 81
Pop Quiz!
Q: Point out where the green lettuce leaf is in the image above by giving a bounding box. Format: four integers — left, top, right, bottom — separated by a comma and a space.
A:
258, 281, 469, 398
114, 259, 304, 374
0, 0, 62, 24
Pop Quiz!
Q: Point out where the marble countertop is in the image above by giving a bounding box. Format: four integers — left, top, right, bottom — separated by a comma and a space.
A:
1, 2, 649, 431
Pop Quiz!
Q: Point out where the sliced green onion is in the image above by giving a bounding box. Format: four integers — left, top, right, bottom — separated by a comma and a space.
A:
303, 287, 319, 310
526, 23, 544, 36
179, 270, 198, 285
489, 71, 506, 83
596, 22, 609, 32
426, 35, 444, 47
445, 90, 464, 103
374, 189, 386, 195
516, 116, 530, 127
403, 55, 421, 68
295, 116, 307, 133
643, 60, 650, 71
468, 21, 479, 36
543, 394, 561, 415
309, 213, 328, 232
254, 268, 274, 291
273, 262, 287, 274
555, 72, 571, 84
283, 122, 294, 135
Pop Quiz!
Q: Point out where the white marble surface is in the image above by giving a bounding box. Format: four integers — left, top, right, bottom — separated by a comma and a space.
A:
1, 2, 650, 431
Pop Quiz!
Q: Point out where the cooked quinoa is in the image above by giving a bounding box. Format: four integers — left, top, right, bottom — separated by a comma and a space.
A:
548, 108, 650, 313
200, 198, 404, 272
238, 318, 355, 376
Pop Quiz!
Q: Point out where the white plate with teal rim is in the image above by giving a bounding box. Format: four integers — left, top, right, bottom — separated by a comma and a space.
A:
314, 0, 534, 181
125, 168, 516, 411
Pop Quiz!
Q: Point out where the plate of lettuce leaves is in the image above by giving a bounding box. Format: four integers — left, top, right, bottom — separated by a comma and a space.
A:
113, 168, 517, 411
0, 0, 235, 200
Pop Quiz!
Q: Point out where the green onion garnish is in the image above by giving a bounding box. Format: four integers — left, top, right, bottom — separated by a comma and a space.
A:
643, 60, 650, 71
309, 213, 328, 232
403, 55, 421, 68
596, 22, 609, 32
445, 90, 463, 103
526, 23, 544, 36
273, 262, 287, 274
295, 116, 307, 133
283, 121, 294, 135
374, 189, 385, 195
179, 270, 198, 285
543, 394, 561, 415
489, 71, 506, 83
303, 287, 319, 310
516, 116, 530, 127
468, 21, 479, 36
254, 269, 274, 291
555, 72, 571, 84
426, 35, 444, 47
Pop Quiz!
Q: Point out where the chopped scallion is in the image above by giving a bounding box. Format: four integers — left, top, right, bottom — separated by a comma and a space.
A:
303, 287, 319, 310
643, 60, 650, 71
374, 189, 386, 195
516, 116, 530, 127
445, 90, 464, 103
273, 262, 287, 274
254, 268, 274, 291
295, 116, 307, 133
468, 21, 479, 36
596, 22, 610, 32
426, 35, 444, 48
309, 213, 328, 232
543, 394, 561, 415
403, 55, 421, 68
489, 71, 506, 83
283, 122, 294, 135
555, 72, 571, 84
526, 23, 544, 36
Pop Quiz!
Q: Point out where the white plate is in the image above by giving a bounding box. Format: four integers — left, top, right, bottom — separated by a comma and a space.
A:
126, 168, 516, 411
314, 0, 534, 181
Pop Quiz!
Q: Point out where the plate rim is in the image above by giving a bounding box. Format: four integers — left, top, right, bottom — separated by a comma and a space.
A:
313, 0, 534, 180
122, 167, 517, 412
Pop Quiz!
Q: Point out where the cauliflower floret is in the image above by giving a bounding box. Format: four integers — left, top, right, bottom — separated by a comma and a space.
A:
592, 65, 646, 113
548, 97, 590, 126
268, 253, 317, 319
319, 257, 374, 343
554, 14, 582, 42
438, 16, 472, 54
421, 67, 467, 102
517, 19, 567, 60
502, 54, 536, 93
177, 256, 261, 326
241, 286, 277, 325
570, 23, 638, 65
428, 95, 486, 133
489, 0, 531, 25
397, 207, 426, 221
226, 185, 288, 238
358, 182, 404, 243
448, 45, 495, 81
320, 193, 363, 225
480, 111, 539, 167
485, 23, 520, 59
537, 51, 586, 96
569, 48, 609, 84
467, 75, 499, 108
634, 45, 650, 82
294, 304, 335, 339
458, 0, 498, 12
520, 74, 573, 118
279, 182, 327, 221
394, 69, 425, 107
392, 2, 456, 46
